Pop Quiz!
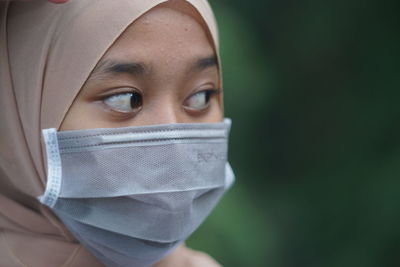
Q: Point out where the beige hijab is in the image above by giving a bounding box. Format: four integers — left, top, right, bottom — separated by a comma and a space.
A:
0, 0, 219, 266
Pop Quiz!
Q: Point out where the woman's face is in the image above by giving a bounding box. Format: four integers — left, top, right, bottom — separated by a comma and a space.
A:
60, 5, 222, 131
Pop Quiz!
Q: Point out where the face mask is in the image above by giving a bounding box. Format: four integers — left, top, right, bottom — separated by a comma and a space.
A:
39, 119, 234, 267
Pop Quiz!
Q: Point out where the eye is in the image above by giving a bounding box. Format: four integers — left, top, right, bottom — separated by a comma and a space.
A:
103, 91, 142, 113
184, 89, 219, 110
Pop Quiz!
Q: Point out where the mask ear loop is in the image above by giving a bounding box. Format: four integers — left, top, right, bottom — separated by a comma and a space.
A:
225, 162, 235, 189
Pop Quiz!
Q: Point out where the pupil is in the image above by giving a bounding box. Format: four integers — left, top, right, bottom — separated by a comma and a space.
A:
130, 92, 142, 109
205, 91, 211, 103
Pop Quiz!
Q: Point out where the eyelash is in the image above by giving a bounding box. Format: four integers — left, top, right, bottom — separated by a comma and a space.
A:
101, 88, 220, 116
183, 89, 220, 110
100, 89, 141, 115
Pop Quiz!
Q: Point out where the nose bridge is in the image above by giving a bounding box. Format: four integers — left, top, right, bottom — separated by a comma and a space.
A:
156, 103, 179, 124
145, 92, 182, 125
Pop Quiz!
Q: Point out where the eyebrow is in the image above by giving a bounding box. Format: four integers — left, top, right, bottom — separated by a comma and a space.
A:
89, 55, 218, 80
191, 55, 218, 72
90, 60, 146, 79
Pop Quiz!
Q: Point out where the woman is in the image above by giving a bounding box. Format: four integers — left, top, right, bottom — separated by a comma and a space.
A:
0, 0, 233, 266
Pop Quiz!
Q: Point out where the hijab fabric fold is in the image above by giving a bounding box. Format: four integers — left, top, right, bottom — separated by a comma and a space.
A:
0, 0, 219, 266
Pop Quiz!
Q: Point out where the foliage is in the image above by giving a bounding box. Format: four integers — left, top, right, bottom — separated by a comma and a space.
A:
188, 0, 400, 266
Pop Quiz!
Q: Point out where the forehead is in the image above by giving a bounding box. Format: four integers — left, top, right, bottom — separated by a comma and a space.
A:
100, 6, 215, 66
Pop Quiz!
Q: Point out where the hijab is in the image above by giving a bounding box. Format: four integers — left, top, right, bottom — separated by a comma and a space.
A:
0, 0, 220, 265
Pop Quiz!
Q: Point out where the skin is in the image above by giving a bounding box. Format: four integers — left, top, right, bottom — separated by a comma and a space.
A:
60, 5, 222, 130
48, 0, 69, 3
60, 4, 222, 267
19, 0, 69, 3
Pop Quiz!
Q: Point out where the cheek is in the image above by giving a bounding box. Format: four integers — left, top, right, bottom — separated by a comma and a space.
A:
59, 102, 88, 131
60, 96, 224, 131
203, 98, 224, 122
60, 100, 105, 131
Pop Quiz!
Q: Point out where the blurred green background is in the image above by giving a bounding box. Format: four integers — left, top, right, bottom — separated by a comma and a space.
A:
187, 0, 400, 266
